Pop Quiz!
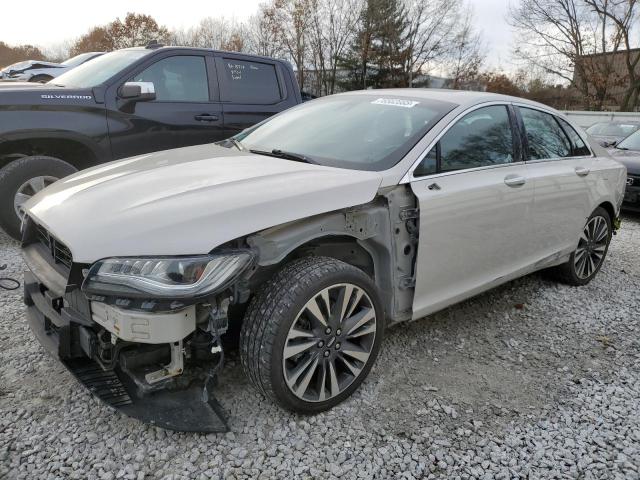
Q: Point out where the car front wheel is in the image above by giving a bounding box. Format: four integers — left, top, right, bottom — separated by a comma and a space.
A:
554, 206, 612, 285
240, 256, 384, 413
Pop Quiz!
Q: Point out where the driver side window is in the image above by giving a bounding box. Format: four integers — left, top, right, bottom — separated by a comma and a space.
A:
131, 55, 210, 103
415, 105, 515, 176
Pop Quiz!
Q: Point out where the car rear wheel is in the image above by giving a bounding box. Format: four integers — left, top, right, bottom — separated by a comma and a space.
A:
240, 256, 384, 413
0, 156, 77, 240
553, 207, 612, 286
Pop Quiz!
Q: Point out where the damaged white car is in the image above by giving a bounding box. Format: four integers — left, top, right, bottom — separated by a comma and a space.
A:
21, 90, 626, 432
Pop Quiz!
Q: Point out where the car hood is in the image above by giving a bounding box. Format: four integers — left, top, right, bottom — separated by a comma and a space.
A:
1, 60, 61, 74
25, 144, 384, 263
610, 149, 640, 174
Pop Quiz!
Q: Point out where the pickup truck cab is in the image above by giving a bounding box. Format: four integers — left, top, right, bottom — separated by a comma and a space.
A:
0, 44, 302, 239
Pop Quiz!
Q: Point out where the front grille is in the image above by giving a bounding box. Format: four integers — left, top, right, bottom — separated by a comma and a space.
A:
36, 224, 73, 269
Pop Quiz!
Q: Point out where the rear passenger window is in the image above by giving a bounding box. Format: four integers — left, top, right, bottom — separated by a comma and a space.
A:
519, 107, 572, 160
558, 118, 591, 156
438, 105, 514, 172
220, 59, 281, 104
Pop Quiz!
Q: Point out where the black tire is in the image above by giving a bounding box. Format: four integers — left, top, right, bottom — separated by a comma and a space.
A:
552, 206, 612, 286
240, 256, 385, 413
28, 75, 53, 83
0, 156, 77, 240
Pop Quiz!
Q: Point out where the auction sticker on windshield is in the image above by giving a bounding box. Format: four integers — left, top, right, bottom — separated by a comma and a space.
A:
371, 98, 420, 108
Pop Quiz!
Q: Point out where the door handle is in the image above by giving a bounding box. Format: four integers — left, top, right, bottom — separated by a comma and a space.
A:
575, 166, 590, 177
427, 182, 441, 191
194, 114, 219, 122
504, 175, 526, 187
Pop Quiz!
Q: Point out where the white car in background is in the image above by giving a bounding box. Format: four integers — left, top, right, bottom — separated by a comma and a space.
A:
20, 90, 626, 432
0, 52, 103, 83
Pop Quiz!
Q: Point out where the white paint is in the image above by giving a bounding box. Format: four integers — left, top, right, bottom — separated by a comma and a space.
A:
24, 144, 383, 263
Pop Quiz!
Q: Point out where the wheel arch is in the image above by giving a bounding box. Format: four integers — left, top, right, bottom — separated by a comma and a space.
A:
597, 200, 616, 223
0, 133, 103, 170
243, 186, 418, 325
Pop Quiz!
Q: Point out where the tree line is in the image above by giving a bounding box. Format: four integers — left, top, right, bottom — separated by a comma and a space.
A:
2, 0, 639, 111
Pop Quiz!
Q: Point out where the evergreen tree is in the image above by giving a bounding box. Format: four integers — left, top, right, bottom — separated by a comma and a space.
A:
339, 0, 409, 90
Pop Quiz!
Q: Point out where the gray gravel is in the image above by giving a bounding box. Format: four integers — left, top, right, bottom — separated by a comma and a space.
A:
1, 215, 639, 480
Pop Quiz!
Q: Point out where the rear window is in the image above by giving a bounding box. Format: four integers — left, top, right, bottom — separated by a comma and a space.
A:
220, 59, 281, 104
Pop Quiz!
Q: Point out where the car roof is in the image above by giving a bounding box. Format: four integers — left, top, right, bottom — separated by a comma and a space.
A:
333, 88, 556, 111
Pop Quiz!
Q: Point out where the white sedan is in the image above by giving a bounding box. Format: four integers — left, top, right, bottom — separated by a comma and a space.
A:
21, 89, 626, 431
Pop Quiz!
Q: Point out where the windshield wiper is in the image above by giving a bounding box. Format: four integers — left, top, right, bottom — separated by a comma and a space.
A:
615, 146, 629, 150
249, 148, 316, 164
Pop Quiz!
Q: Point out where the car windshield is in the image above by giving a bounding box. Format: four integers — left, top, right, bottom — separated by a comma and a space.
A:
587, 122, 640, 137
52, 50, 149, 88
236, 94, 456, 171
617, 130, 640, 151
60, 53, 98, 67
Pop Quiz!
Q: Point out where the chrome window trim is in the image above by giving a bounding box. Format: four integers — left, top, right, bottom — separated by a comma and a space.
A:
511, 102, 595, 160
402, 101, 514, 183
401, 100, 596, 184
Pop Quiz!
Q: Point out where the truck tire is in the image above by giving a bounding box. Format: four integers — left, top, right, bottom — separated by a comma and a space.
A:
240, 256, 384, 413
0, 156, 77, 240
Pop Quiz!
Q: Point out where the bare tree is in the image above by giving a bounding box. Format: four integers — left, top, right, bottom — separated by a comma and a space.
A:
307, 0, 362, 95
508, 0, 638, 109
173, 17, 245, 51
583, 0, 640, 110
403, 0, 463, 86
446, 9, 485, 89
244, 4, 285, 58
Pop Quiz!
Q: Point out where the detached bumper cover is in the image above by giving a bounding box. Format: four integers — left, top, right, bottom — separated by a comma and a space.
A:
23, 270, 228, 432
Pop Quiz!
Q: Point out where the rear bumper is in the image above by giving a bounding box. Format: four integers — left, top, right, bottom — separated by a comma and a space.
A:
23, 269, 228, 432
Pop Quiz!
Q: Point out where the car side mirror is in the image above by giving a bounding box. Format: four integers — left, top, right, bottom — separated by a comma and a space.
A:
118, 81, 156, 102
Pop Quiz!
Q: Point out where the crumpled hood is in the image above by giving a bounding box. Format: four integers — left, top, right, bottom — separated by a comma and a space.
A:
2, 60, 60, 74
25, 144, 383, 263
610, 149, 640, 175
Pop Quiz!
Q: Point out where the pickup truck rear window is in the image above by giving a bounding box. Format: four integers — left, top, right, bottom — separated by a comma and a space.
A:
220, 59, 281, 104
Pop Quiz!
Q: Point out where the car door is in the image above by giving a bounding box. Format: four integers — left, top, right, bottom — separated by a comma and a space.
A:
107, 53, 224, 159
410, 104, 536, 319
214, 55, 292, 137
515, 106, 594, 260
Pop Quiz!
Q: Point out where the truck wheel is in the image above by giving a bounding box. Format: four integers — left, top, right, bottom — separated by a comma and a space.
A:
240, 257, 384, 413
29, 75, 53, 83
0, 156, 77, 240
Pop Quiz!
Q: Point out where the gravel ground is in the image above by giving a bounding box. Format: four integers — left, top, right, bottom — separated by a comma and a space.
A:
1, 214, 639, 480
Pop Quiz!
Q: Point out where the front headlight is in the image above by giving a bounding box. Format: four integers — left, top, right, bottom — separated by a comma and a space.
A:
82, 251, 254, 299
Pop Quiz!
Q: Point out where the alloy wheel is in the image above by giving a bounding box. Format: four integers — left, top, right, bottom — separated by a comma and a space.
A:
282, 283, 377, 402
13, 175, 58, 219
574, 215, 609, 279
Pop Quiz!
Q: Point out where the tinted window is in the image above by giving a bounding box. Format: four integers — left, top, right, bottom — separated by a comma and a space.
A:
436, 105, 514, 172
220, 59, 281, 104
519, 107, 571, 159
238, 95, 455, 171
414, 145, 438, 176
558, 118, 591, 156
132, 56, 209, 102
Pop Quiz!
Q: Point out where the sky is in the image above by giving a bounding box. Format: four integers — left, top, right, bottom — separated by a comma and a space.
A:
0, 0, 514, 69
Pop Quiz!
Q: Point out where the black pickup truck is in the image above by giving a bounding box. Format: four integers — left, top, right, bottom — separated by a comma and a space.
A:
0, 45, 302, 239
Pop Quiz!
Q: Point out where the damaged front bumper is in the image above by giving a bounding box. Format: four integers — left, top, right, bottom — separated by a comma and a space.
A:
22, 244, 229, 433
